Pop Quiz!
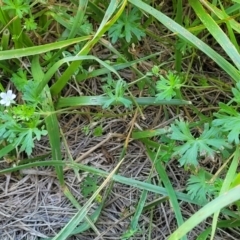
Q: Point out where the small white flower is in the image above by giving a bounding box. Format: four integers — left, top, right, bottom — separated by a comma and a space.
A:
0, 90, 16, 106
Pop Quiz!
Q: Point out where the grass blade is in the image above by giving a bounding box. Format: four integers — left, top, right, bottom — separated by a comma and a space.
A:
68, 0, 88, 39
0, 36, 91, 60
174, 0, 183, 71
42, 88, 64, 185
56, 96, 191, 109
210, 148, 240, 239
147, 147, 186, 240
51, 158, 124, 239
132, 128, 170, 139
36, 55, 121, 94
50, 0, 128, 95
168, 185, 240, 240
0, 144, 15, 159
129, 0, 240, 82
0, 160, 202, 205
189, 0, 240, 70
199, 0, 240, 34
0, 159, 238, 221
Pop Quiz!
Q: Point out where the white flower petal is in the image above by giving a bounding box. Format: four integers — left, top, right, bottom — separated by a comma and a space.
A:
11, 94, 16, 100
0, 92, 6, 98
6, 90, 16, 100
5, 101, 11, 106
0, 90, 16, 106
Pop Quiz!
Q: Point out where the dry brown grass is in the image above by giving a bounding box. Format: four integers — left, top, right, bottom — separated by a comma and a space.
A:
1, 102, 238, 239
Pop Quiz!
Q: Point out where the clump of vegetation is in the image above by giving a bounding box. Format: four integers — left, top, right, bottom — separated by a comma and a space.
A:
0, 0, 240, 239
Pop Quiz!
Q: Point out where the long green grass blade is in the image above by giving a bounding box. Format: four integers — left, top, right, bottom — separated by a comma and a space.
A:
129, 0, 240, 82
168, 185, 240, 240
50, 0, 128, 95
56, 96, 191, 109
76, 52, 161, 82
0, 144, 15, 159
0, 160, 201, 205
122, 162, 155, 238
174, 0, 183, 71
198, 219, 240, 240
0, 36, 91, 60
68, 0, 88, 38
0, 159, 238, 221
40, 72, 98, 234
199, 0, 240, 34
42, 88, 64, 185
147, 147, 186, 240
210, 148, 240, 239
30, 57, 64, 184
51, 158, 124, 239
36, 55, 121, 94
189, 0, 240, 70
